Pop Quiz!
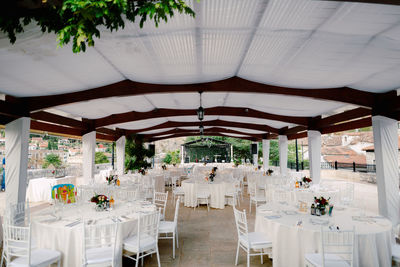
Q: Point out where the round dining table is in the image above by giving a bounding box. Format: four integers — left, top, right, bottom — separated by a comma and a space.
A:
32, 201, 155, 267
255, 202, 393, 267
182, 178, 235, 209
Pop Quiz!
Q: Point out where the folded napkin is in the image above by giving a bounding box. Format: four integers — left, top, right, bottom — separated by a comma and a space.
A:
309, 218, 329, 225
265, 215, 281, 220
66, 220, 81, 227
283, 210, 298, 215
352, 216, 375, 223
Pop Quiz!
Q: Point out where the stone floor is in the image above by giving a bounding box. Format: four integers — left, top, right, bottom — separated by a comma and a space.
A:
124, 188, 273, 267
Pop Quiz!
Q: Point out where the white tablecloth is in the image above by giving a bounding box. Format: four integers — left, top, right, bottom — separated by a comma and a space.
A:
182, 179, 234, 209
26, 176, 76, 202
32, 202, 155, 267
255, 203, 393, 267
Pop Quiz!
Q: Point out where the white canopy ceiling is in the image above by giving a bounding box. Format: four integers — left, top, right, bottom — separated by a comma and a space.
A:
0, 0, 399, 138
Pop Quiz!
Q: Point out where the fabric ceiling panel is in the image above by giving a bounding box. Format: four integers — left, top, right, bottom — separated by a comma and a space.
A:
55, 95, 154, 119
138, 128, 174, 135
168, 115, 219, 122
218, 116, 291, 129
201, 0, 263, 29
111, 118, 168, 130
223, 93, 345, 117
0, 27, 123, 97
222, 127, 266, 134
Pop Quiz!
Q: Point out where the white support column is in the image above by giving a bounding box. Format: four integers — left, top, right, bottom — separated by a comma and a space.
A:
308, 130, 322, 184
230, 145, 233, 162
278, 135, 288, 176
252, 142, 258, 168
262, 139, 270, 170
372, 116, 399, 224
5, 117, 30, 206
82, 131, 96, 185
181, 145, 184, 164
116, 136, 126, 175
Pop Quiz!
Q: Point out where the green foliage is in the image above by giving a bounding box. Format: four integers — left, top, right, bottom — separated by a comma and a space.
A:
47, 140, 58, 150
163, 150, 180, 165
95, 151, 109, 164
42, 153, 62, 169
1, 0, 195, 53
125, 134, 153, 171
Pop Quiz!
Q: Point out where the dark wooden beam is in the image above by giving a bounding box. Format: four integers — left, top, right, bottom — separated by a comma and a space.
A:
141, 127, 266, 140
96, 133, 116, 142
94, 107, 309, 128
0, 99, 29, 118
320, 117, 372, 135
30, 121, 82, 136
315, 107, 370, 129
281, 126, 307, 136
19, 77, 377, 112
327, 0, 400, 5
126, 119, 279, 135
31, 111, 85, 129
287, 132, 308, 140
146, 132, 258, 142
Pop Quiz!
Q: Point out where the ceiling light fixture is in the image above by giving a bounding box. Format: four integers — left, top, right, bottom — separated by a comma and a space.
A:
199, 124, 204, 135
197, 91, 204, 121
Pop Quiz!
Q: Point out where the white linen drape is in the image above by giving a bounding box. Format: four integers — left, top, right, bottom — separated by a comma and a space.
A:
116, 136, 126, 175
308, 130, 322, 184
372, 115, 400, 225
5, 117, 30, 206
262, 139, 270, 170
278, 135, 288, 176
82, 131, 96, 185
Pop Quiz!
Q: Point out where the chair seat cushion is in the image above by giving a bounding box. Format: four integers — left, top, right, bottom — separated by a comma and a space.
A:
239, 232, 272, 250
9, 248, 60, 267
393, 243, 400, 262
305, 253, 351, 267
251, 196, 266, 202
196, 193, 210, 198
123, 233, 157, 253
159, 221, 176, 234
86, 246, 114, 265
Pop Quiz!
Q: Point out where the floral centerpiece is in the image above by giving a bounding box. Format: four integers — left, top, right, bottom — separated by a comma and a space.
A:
266, 169, 274, 176
208, 167, 218, 182
91, 194, 112, 211
301, 176, 312, 188
138, 168, 146, 175
314, 196, 330, 215
161, 164, 167, 170
106, 175, 120, 186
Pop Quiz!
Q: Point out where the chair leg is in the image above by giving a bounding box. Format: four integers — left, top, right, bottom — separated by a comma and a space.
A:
173, 232, 176, 259
235, 241, 240, 265
261, 248, 263, 264
176, 228, 179, 248
1, 249, 4, 267
156, 247, 161, 267
249, 199, 252, 214
135, 253, 139, 267
57, 258, 61, 267
247, 250, 250, 267
141, 253, 144, 267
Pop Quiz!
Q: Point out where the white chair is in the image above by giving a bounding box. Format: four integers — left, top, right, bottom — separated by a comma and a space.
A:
3, 222, 61, 267
82, 222, 118, 267
248, 183, 266, 213
305, 227, 355, 267
172, 179, 185, 203
123, 210, 161, 267
153, 191, 168, 221
159, 197, 180, 259
225, 181, 240, 207
1, 200, 31, 267
194, 182, 211, 211
271, 187, 291, 204
233, 207, 272, 267
340, 183, 354, 206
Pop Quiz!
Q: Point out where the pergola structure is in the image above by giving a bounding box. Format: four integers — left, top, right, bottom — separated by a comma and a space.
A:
0, 0, 399, 224
181, 137, 233, 163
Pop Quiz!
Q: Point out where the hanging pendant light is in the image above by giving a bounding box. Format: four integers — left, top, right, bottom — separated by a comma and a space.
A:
199, 124, 204, 135
197, 91, 204, 121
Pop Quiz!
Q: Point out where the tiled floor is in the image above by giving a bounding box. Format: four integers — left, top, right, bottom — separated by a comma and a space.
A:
124, 188, 273, 267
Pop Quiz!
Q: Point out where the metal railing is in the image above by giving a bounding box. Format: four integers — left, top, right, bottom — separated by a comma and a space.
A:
270, 160, 377, 173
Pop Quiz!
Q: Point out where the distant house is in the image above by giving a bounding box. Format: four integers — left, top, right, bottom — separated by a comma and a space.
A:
363, 136, 400, 166
322, 146, 366, 164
